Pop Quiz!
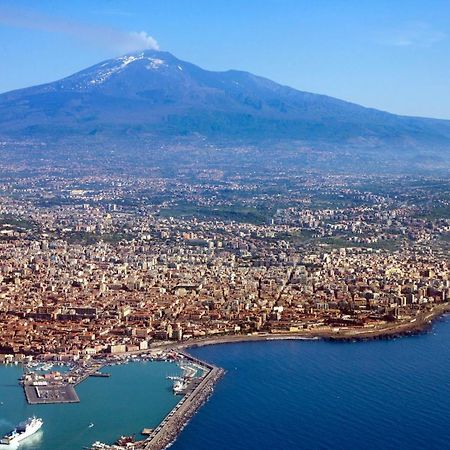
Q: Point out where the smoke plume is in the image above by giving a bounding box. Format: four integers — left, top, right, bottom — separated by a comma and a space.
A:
0, 7, 159, 53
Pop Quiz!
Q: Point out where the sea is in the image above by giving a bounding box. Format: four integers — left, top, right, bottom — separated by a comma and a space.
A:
173, 315, 450, 450
0, 360, 182, 449
2, 316, 450, 449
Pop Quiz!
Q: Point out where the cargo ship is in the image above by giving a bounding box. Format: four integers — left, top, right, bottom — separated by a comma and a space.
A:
0, 417, 43, 446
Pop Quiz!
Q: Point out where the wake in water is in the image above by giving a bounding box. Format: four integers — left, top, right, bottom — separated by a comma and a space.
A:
0, 418, 13, 428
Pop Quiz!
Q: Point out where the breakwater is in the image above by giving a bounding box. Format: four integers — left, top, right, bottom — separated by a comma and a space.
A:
143, 354, 224, 450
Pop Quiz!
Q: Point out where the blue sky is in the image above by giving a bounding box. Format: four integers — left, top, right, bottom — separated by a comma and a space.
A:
1, 0, 450, 119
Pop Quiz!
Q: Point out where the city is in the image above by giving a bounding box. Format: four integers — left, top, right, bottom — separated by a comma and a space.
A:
1, 1, 450, 448
1, 167, 448, 358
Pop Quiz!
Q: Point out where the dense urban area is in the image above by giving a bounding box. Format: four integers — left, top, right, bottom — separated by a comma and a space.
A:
0, 162, 449, 359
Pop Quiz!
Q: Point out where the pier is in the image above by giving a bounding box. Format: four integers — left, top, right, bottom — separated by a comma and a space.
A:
22, 361, 107, 405
24, 383, 80, 404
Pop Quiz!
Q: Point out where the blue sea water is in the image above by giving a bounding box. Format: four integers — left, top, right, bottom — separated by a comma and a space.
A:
172, 315, 450, 450
0, 361, 181, 449
3, 317, 450, 449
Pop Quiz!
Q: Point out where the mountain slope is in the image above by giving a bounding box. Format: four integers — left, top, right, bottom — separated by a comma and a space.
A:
0, 49, 450, 161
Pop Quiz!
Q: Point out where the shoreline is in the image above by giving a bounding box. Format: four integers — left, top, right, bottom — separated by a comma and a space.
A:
3, 302, 450, 450
137, 302, 450, 450
176, 302, 450, 351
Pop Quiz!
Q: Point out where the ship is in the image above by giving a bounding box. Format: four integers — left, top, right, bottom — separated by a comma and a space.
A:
172, 378, 188, 395
0, 417, 43, 446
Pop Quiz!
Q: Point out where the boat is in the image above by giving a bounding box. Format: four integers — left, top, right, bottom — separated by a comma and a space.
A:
115, 435, 135, 445
173, 378, 187, 394
88, 423, 94, 428
180, 363, 196, 379
0, 417, 43, 446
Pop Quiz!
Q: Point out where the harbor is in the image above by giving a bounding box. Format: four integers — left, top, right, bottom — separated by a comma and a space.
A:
21, 361, 107, 405
88, 351, 224, 450
0, 357, 183, 450
1, 347, 224, 449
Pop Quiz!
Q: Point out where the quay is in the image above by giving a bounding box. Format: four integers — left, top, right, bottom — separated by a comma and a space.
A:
24, 383, 79, 404
22, 361, 107, 405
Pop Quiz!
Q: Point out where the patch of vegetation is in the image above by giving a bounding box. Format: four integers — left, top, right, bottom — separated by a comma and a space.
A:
160, 204, 272, 224
276, 230, 317, 244
64, 231, 134, 245
441, 233, 450, 241
0, 215, 37, 231
418, 207, 450, 221
321, 236, 401, 251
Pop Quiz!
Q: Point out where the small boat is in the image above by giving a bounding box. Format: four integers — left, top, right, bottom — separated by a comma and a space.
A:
115, 435, 135, 445
88, 423, 94, 428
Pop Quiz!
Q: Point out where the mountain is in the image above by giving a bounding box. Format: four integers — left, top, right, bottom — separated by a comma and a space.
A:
1, 49, 450, 170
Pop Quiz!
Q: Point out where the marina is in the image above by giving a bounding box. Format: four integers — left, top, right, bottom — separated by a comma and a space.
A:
88, 351, 224, 450
21, 361, 107, 405
0, 358, 183, 450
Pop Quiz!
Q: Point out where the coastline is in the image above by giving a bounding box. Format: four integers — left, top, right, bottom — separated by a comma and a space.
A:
138, 302, 450, 450
3, 302, 450, 450
177, 302, 450, 350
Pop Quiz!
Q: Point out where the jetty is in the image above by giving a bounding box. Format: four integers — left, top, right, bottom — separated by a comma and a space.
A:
142, 352, 224, 450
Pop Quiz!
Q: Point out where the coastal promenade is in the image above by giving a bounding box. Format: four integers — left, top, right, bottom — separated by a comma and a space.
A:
177, 302, 450, 348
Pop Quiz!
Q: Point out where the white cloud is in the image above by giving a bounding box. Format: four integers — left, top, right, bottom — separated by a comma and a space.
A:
379, 21, 446, 48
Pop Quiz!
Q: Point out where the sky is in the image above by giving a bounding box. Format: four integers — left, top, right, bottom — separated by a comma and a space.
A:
0, 0, 450, 119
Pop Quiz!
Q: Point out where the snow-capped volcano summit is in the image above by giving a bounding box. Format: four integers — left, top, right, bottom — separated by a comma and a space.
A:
38, 50, 182, 92
0, 49, 450, 164
84, 53, 168, 86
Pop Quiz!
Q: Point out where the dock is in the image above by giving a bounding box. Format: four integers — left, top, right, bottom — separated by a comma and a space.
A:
24, 383, 80, 404
22, 361, 107, 404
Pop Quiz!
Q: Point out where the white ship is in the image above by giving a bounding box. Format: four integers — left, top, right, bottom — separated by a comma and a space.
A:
0, 417, 43, 446
173, 378, 187, 394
